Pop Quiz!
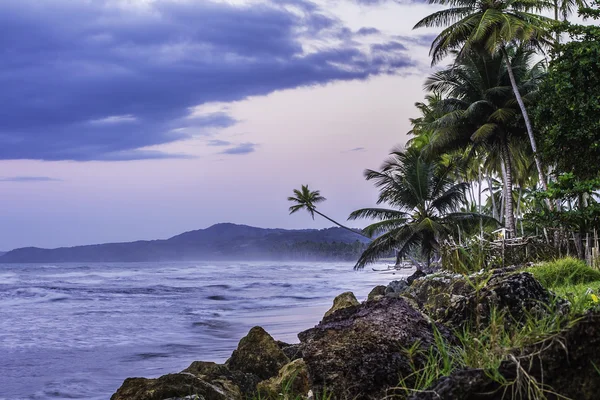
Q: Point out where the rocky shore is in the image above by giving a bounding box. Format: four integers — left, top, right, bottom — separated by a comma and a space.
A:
111, 266, 600, 400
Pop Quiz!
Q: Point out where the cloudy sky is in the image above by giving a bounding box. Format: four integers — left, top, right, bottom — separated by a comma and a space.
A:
0, 0, 444, 250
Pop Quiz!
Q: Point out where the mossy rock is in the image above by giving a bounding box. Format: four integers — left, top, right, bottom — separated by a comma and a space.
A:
256, 359, 309, 398
110, 373, 241, 400
226, 326, 289, 380
182, 361, 259, 397
367, 285, 386, 301
324, 291, 359, 318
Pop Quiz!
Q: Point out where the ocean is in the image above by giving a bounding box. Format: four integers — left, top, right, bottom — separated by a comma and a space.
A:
0, 261, 410, 400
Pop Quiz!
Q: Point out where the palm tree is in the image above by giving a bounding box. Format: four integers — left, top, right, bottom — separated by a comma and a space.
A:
554, 0, 588, 44
349, 149, 493, 269
288, 185, 368, 238
423, 47, 542, 237
414, 0, 553, 192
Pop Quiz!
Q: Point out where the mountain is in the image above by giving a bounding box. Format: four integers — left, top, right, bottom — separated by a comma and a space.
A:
0, 223, 370, 263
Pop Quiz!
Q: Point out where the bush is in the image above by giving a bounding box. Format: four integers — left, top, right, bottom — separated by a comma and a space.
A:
526, 257, 600, 288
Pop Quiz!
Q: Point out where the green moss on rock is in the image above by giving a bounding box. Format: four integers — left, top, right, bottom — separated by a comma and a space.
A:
323, 291, 359, 318
256, 358, 310, 399
226, 326, 289, 381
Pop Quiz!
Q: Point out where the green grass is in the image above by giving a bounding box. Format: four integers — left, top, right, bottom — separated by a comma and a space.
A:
526, 257, 600, 314
526, 257, 600, 287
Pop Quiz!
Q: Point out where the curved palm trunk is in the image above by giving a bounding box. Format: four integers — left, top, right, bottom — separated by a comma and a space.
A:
501, 47, 550, 195
313, 210, 371, 239
500, 139, 516, 238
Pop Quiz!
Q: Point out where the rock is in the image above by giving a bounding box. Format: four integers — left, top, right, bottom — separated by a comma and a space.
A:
226, 326, 289, 380
323, 291, 359, 318
443, 272, 567, 329
182, 361, 259, 398
299, 296, 450, 400
276, 341, 303, 361
410, 311, 600, 400
385, 280, 409, 297
402, 271, 471, 321
110, 373, 242, 400
367, 285, 386, 301
406, 269, 427, 285
403, 270, 566, 329
256, 359, 310, 398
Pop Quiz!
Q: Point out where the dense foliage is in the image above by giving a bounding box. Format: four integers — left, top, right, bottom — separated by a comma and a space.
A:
289, 0, 600, 269
536, 6, 600, 180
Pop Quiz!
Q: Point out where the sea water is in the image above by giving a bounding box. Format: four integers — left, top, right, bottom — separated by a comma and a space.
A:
0, 261, 411, 400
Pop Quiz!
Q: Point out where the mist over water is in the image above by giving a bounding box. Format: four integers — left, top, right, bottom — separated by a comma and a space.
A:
0, 261, 410, 400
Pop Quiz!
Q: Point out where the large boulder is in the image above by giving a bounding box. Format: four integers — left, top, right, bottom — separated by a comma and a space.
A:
403, 269, 566, 329
410, 310, 600, 400
443, 271, 567, 328
110, 373, 242, 400
256, 358, 310, 399
323, 291, 359, 318
226, 326, 289, 380
298, 296, 449, 400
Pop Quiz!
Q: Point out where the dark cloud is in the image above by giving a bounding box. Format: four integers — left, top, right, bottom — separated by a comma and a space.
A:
371, 41, 408, 52
356, 27, 381, 36
0, 0, 415, 161
207, 140, 232, 147
343, 147, 367, 153
220, 143, 258, 155
0, 176, 62, 182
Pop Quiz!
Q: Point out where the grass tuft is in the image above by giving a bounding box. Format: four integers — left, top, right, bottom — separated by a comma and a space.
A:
526, 257, 600, 287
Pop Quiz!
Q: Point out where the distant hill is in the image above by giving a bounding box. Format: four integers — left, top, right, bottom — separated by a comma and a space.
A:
0, 223, 370, 263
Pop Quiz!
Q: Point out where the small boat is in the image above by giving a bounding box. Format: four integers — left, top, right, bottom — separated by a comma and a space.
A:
372, 266, 395, 272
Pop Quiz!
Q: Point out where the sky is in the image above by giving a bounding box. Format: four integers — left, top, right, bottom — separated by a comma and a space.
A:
0, 0, 445, 250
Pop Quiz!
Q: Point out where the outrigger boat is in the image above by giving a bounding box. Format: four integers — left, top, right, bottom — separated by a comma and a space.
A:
372, 262, 413, 272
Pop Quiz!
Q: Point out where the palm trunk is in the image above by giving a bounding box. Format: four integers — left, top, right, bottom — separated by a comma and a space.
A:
488, 176, 498, 220
501, 46, 550, 195
554, 0, 560, 45
478, 165, 483, 237
515, 187, 523, 237
313, 210, 371, 240
500, 139, 516, 238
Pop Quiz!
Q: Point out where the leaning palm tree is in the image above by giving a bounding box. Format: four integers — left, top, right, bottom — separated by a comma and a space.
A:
414, 0, 553, 192
288, 185, 368, 238
349, 149, 494, 269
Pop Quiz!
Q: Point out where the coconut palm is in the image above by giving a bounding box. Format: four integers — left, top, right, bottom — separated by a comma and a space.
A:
554, 0, 588, 43
288, 185, 368, 238
423, 47, 542, 236
414, 0, 553, 192
349, 149, 494, 269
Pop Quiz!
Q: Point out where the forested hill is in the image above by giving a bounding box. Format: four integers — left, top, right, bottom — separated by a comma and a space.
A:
0, 223, 370, 263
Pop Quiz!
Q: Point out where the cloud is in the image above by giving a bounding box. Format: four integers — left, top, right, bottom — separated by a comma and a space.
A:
356, 27, 381, 36
0, 176, 62, 182
0, 0, 415, 161
371, 41, 408, 52
220, 143, 258, 155
343, 147, 367, 153
207, 140, 232, 147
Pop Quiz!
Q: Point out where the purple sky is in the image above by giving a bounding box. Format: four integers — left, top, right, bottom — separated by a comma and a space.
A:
0, 0, 442, 250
